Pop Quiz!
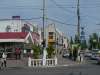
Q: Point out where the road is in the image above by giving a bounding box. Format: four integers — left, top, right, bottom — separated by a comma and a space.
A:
0, 63, 100, 75
0, 55, 100, 75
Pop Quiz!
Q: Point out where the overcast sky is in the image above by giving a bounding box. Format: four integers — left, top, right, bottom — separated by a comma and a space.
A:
0, 0, 100, 38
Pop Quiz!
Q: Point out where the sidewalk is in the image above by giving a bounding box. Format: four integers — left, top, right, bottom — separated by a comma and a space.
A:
6, 58, 28, 68
57, 55, 86, 67
5, 56, 86, 69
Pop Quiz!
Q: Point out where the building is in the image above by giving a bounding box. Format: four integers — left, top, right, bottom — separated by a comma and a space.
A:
0, 16, 37, 32
0, 32, 40, 58
0, 16, 40, 58
40, 23, 69, 54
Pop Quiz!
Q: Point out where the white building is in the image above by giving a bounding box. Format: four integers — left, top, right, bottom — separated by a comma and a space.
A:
40, 23, 69, 53
0, 16, 37, 32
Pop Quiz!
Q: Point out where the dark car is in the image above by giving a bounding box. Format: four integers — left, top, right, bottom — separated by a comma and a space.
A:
97, 57, 100, 64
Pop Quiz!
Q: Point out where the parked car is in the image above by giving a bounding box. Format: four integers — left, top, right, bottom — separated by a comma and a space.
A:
97, 57, 100, 64
84, 51, 92, 57
62, 51, 69, 58
91, 54, 99, 60
90, 49, 100, 60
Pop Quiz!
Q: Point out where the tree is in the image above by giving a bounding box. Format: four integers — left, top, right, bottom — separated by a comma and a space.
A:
32, 44, 41, 59
73, 47, 78, 61
70, 36, 73, 44
92, 33, 98, 49
46, 45, 55, 58
81, 40, 87, 50
74, 35, 80, 44
89, 35, 93, 50
88, 33, 99, 50
98, 37, 100, 49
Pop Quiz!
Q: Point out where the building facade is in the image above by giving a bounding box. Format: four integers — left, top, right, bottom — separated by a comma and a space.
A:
0, 16, 37, 32
42, 23, 69, 54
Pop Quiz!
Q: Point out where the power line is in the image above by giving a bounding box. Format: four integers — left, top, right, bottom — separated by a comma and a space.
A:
46, 17, 77, 26
49, 0, 77, 18
0, 6, 41, 9
0, 17, 41, 21
50, 0, 70, 12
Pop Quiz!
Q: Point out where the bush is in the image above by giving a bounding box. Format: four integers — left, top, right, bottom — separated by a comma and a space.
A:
46, 45, 55, 58
32, 44, 41, 59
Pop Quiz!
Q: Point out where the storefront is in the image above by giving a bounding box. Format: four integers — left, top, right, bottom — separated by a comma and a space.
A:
0, 32, 40, 59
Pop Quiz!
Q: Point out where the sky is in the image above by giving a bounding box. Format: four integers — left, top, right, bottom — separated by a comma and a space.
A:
0, 0, 100, 39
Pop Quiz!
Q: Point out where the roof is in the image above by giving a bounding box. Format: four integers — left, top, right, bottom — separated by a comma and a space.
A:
0, 32, 28, 39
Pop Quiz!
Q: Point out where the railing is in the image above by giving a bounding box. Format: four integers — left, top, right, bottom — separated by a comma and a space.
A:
32, 59, 43, 67
46, 59, 56, 66
28, 57, 57, 67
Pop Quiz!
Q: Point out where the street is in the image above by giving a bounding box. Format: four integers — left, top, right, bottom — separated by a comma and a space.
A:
0, 56, 100, 75
0, 63, 100, 75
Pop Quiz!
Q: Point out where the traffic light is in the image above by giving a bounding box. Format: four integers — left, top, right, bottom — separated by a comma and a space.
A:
42, 40, 46, 47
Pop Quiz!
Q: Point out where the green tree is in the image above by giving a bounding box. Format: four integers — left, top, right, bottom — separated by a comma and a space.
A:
32, 44, 41, 59
70, 36, 73, 44
73, 47, 78, 61
88, 33, 99, 50
92, 33, 98, 49
74, 35, 80, 44
46, 45, 55, 58
81, 40, 87, 50
98, 37, 100, 49
89, 35, 93, 50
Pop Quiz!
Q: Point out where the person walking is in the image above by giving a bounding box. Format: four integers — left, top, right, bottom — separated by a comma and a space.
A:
1, 52, 7, 68
15, 48, 21, 59
80, 52, 84, 63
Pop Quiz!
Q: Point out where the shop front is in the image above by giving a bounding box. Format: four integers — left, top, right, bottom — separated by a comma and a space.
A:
0, 32, 39, 59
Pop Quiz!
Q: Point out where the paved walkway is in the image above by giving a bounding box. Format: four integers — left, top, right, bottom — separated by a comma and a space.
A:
57, 55, 82, 66
3, 55, 88, 68
6, 58, 28, 68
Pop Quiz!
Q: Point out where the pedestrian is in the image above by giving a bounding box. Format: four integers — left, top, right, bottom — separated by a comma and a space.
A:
1, 52, 7, 68
0, 54, 4, 69
15, 48, 21, 59
69, 50, 72, 59
80, 52, 84, 63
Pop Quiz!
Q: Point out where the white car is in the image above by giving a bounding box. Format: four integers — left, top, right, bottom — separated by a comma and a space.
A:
62, 51, 69, 58
91, 53, 100, 60
84, 51, 92, 57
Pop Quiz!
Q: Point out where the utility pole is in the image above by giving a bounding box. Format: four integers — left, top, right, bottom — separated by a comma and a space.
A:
42, 0, 46, 47
77, 0, 80, 40
42, 0, 47, 66
43, 0, 45, 40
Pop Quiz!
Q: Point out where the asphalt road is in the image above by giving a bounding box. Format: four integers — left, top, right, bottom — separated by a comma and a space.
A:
0, 63, 100, 75
0, 55, 100, 75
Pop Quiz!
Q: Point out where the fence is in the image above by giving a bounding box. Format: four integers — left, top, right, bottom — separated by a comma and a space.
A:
28, 57, 57, 67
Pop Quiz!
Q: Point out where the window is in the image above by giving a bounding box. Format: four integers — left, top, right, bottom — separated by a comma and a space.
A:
49, 32, 53, 36
49, 32, 54, 39
49, 36, 53, 39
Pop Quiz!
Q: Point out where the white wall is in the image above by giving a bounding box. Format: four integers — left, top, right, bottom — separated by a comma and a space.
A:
0, 20, 36, 32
